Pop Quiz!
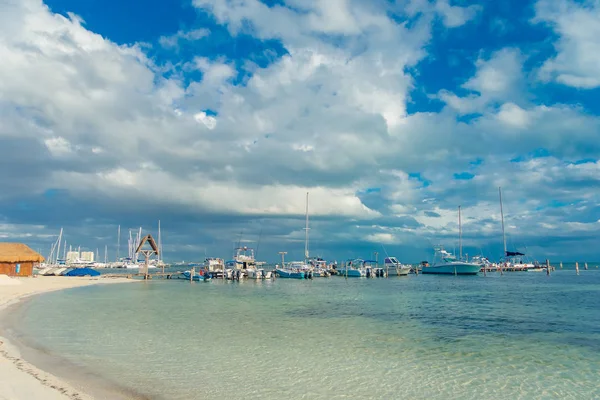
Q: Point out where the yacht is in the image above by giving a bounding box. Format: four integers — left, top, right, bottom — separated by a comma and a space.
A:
422, 206, 480, 275
421, 246, 482, 275
383, 257, 411, 276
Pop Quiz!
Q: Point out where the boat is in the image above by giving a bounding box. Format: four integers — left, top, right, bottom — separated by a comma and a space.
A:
181, 270, 211, 282
275, 192, 318, 280
527, 265, 545, 272
471, 255, 497, 272
421, 247, 482, 275
498, 187, 541, 272
308, 258, 331, 277
246, 268, 274, 279
422, 206, 481, 275
275, 261, 308, 279
383, 257, 410, 276
204, 257, 229, 278
337, 259, 367, 277
303, 193, 330, 277
204, 257, 224, 272
231, 246, 262, 278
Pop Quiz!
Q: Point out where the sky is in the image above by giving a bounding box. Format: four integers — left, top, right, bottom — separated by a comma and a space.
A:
0, 0, 599, 263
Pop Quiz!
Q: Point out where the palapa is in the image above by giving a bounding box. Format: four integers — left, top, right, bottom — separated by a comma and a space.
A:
0, 243, 45, 263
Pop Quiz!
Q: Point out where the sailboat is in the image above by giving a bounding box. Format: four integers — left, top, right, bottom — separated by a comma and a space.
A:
498, 187, 538, 271
303, 192, 330, 277
275, 192, 312, 279
422, 206, 481, 275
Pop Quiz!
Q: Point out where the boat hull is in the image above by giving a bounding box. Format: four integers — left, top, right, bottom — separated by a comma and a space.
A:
275, 269, 305, 279
386, 267, 410, 276
181, 271, 211, 282
337, 268, 366, 277
421, 263, 481, 275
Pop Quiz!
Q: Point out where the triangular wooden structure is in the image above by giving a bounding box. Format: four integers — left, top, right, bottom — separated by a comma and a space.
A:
135, 234, 159, 255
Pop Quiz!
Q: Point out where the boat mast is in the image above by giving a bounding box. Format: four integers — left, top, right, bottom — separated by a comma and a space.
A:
116, 225, 121, 262
157, 220, 162, 263
304, 192, 310, 261
56, 228, 63, 265
458, 205, 462, 260
499, 187, 507, 256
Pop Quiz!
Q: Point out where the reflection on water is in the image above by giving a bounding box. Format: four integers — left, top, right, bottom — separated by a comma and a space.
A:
19, 271, 600, 399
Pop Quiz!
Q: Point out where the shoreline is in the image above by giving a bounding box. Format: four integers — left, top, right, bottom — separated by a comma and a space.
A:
0, 276, 140, 400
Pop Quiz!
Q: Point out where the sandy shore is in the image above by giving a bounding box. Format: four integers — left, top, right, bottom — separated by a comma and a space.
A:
0, 275, 135, 400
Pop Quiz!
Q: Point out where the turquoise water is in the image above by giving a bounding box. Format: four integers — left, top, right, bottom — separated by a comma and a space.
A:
18, 271, 600, 399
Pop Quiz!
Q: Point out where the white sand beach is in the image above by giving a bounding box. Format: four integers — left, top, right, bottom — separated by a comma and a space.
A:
0, 275, 135, 400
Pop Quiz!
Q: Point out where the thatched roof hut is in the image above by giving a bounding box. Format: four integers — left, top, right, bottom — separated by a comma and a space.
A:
0, 243, 44, 276
0, 243, 44, 263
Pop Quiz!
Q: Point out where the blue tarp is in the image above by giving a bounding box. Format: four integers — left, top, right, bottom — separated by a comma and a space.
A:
65, 267, 101, 277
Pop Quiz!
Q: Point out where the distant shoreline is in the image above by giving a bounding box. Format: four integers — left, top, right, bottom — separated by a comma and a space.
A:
0, 276, 144, 400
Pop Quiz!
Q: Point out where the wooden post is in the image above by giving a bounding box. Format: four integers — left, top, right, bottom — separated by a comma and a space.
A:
546, 259, 550, 276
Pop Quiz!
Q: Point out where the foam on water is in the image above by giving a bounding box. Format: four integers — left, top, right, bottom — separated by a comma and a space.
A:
17, 271, 600, 399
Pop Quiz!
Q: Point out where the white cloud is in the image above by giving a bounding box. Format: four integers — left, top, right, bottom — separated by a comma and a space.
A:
533, 0, 600, 88
496, 103, 530, 129
365, 232, 396, 244
439, 48, 523, 114
194, 112, 217, 129
44, 136, 73, 156
434, 0, 481, 28
159, 28, 210, 49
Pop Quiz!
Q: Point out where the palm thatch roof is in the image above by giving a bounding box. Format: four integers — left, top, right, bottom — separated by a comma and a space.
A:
0, 243, 45, 263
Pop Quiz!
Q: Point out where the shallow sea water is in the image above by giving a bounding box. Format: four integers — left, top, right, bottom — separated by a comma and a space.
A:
18, 270, 600, 399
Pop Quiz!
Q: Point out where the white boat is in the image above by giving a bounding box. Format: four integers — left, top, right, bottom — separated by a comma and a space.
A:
527, 266, 545, 272
307, 258, 331, 277
422, 206, 480, 276
246, 268, 273, 279
421, 247, 482, 275
498, 188, 542, 272
204, 257, 224, 271
383, 257, 410, 276
337, 259, 367, 277
303, 193, 330, 277
232, 246, 257, 272
276, 261, 311, 279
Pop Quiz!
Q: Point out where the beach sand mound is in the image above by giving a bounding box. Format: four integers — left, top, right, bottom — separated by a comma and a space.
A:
0, 274, 22, 286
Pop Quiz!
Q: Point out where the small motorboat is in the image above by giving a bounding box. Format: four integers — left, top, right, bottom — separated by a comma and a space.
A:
181, 270, 212, 282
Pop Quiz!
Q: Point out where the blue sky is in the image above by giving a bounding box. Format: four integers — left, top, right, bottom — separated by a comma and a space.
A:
1, 0, 599, 263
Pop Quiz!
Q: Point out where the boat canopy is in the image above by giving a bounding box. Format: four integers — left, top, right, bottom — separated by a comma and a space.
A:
506, 251, 525, 256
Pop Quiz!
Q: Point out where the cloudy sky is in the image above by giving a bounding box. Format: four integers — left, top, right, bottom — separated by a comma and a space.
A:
1, 0, 599, 263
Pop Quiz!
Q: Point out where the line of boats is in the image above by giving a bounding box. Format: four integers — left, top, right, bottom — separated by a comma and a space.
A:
177, 244, 554, 283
